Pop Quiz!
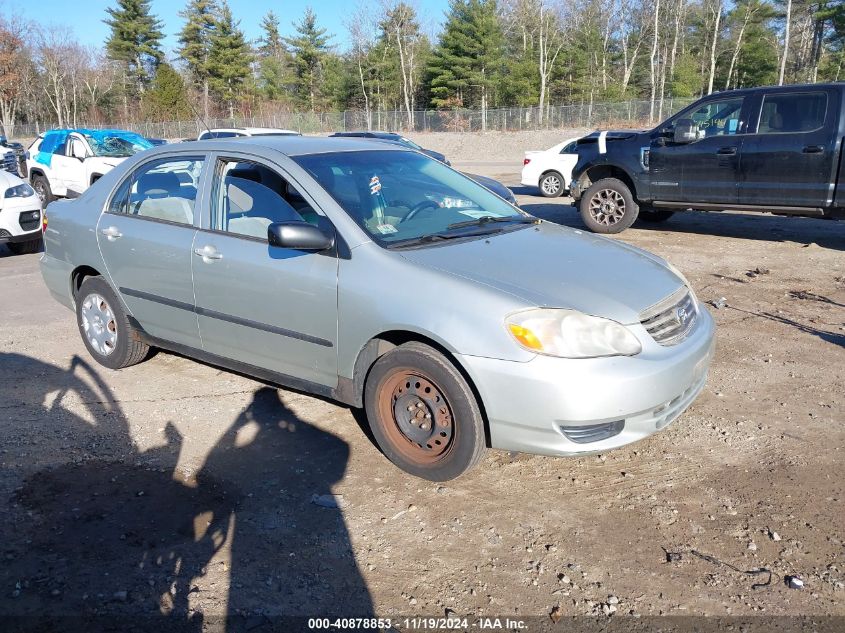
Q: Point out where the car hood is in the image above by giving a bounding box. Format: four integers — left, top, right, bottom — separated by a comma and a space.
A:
0, 168, 25, 191
464, 173, 515, 202
399, 222, 684, 324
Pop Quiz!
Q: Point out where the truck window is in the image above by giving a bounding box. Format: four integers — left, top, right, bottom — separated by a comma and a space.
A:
686, 97, 744, 138
757, 92, 827, 134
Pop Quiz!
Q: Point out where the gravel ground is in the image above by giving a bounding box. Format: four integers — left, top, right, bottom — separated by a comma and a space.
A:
0, 134, 843, 631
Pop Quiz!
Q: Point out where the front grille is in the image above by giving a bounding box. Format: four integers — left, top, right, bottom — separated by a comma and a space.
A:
1, 151, 16, 174
18, 210, 41, 232
0, 229, 10, 238
640, 288, 697, 345
560, 420, 624, 444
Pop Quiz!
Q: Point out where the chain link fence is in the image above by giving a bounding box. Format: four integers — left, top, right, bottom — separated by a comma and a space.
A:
7, 97, 697, 140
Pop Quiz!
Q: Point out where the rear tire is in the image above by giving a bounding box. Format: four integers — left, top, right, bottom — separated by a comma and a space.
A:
579, 177, 639, 234
539, 172, 564, 198
364, 342, 486, 481
7, 238, 42, 255
76, 276, 150, 370
638, 207, 675, 223
31, 174, 54, 207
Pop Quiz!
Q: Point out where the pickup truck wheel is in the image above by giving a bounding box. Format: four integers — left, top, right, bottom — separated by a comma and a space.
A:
76, 276, 150, 370
539, 172, 564, 197
7, 237, 42, 255
31, 174, 54, 207
364, 342, 486, 481
579, 178, 639, 233
638, 207, 675, 223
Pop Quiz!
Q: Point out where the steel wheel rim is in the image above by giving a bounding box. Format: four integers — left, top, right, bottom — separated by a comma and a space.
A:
376, 369, 455, 464
589, 189, 626, 225
81, 293, 117, 356
542, 175, 561, 195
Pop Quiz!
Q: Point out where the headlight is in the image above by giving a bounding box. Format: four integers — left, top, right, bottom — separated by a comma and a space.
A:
506, 308, 642, 358
4, 183, 35, 198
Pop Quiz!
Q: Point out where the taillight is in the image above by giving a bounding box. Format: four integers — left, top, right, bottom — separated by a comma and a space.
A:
42, 210, 47, 232
523, 158, 531, 166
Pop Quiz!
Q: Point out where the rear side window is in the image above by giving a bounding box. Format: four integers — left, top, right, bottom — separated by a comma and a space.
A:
560, 142, 577, 154
758, 92, 827, 134
108, 156, 204, 225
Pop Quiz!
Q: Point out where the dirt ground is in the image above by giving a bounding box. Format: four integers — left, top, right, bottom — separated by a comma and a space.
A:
0, 132, 843, 632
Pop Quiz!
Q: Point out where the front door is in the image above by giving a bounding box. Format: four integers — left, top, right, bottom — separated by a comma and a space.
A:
739, 88, 839, 208
64, 134, 90, 195
650, 94, 748, 205
97, 154, 207, 348
191, 154, 339, 388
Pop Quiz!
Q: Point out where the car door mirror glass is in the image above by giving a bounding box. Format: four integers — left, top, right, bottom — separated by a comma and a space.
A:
268, 221, 334, 251
673, 119, 698, 143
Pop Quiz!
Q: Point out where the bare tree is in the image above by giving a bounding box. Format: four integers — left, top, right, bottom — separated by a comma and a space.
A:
778, 0, 792, 84
537, 0, 565, 125
0, 16, 27, 137
706, 0, 723, 94
648, 0, 660, 121
618, 0, 648, 94
346, 4, 377, 129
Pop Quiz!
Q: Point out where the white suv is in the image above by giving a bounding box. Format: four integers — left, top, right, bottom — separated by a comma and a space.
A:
0, 169, 42, 255
27, 129, 153, 205
196, 127, 301, 140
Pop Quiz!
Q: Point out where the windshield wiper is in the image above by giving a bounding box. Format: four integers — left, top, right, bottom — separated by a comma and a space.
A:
447, 215, 537, 230
390, 228, 503, 249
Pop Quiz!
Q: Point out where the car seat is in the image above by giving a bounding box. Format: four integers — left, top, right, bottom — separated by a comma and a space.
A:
135, 172, 194, 224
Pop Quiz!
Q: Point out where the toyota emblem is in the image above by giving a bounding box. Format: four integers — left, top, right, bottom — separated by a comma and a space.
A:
676, 306, 688, 326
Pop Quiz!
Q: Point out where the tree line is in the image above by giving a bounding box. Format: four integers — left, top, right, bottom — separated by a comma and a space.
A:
1, 0, 844, 136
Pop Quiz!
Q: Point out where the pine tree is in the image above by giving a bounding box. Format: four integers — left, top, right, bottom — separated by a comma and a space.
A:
104, 0, 163, 95
178, 0, 218, 118
208, 1, 253, 118
285, 8, 333, 111
428, 0, 504, 123
257, 10, 291, 101
143, 63, 191, 121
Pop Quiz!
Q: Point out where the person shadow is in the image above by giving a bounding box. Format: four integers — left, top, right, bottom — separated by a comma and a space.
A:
0, 353, 372, 632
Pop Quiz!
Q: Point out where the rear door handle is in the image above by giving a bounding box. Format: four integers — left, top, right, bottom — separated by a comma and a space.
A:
803, 145, 824, 154
100, 226, 122, 240
193, 245, 223, 261
716, 147, 737, 155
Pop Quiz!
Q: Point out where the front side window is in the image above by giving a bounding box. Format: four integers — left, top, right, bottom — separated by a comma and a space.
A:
211, 159, 317, 240
672, 97, 745, 139
109, 156, 204, 225
758, 92, 827, 134
293, 150, 529, 247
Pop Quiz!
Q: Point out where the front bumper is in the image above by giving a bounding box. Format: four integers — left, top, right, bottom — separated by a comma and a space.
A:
456, 307, 716, 457
0, 199, 42, 242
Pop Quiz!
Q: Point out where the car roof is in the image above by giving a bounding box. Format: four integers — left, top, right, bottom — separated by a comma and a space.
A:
705, 82, 845, 99
203, 127, 299, 135
157, 135, 409, 157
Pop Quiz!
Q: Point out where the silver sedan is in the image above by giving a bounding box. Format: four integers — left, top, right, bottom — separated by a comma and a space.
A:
40, 137, 715, 481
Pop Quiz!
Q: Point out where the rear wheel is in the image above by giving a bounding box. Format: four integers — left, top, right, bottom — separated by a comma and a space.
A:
539, 171, 564, 198
579, 177, 639, 233
31, 174, 54, 207
637, 207, 675, 223
364, 342, 486, 481
76, 276, 150, 370
7, 238, 42, 255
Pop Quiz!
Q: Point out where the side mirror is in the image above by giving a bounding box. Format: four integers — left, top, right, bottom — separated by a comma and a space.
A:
267, 221, 334, 251
673, 119, 698, 143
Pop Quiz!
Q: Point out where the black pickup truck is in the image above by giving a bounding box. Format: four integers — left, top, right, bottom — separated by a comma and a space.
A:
570, 83, 845, 233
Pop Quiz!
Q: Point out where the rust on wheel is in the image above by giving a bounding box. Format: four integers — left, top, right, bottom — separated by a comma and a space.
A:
376, 369, 455, 464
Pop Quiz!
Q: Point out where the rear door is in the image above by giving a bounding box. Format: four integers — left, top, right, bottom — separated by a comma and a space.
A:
191, 152, 339, 388
738, 88, 839, 208
97, 154, 207, 348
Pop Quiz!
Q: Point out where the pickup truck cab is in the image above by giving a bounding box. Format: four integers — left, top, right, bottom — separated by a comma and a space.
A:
570, 83, 845, 233
27, 129, 153, 205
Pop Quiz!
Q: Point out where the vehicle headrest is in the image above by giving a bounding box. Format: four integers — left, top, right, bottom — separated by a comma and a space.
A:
138, 171, 180, 196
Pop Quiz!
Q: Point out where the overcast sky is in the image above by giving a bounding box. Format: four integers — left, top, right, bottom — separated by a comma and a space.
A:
9, 0, 451, 56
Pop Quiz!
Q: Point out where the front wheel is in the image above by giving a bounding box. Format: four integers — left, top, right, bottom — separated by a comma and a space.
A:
31, 174, 54, 207
579, 177, 639, 234
76, 276, 150, 370
7, 237, 42, 255
539, 172, 564, 198
364, 342, 487, 481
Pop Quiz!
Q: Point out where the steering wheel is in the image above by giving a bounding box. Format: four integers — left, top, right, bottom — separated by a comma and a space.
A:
401, 199, 440, 223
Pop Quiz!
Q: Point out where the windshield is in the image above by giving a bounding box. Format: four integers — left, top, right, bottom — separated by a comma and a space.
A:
397, 136, 423, 150
294, 150, 529, 247
84, 131, 152, 157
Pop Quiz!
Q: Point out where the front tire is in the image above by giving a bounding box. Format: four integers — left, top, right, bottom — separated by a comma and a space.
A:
364, 342, 487, 481
76, 276, 150, 370
31, 174, 54, 207
539, 171, 564, 198
579, 177, 639, 233
7, 237, 42, 255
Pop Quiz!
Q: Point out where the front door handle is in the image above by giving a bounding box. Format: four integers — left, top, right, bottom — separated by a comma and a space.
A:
716, 147, 737, 155
100, 226, 122, 240
193, 245, 223, 262
803, 145, 824, 154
